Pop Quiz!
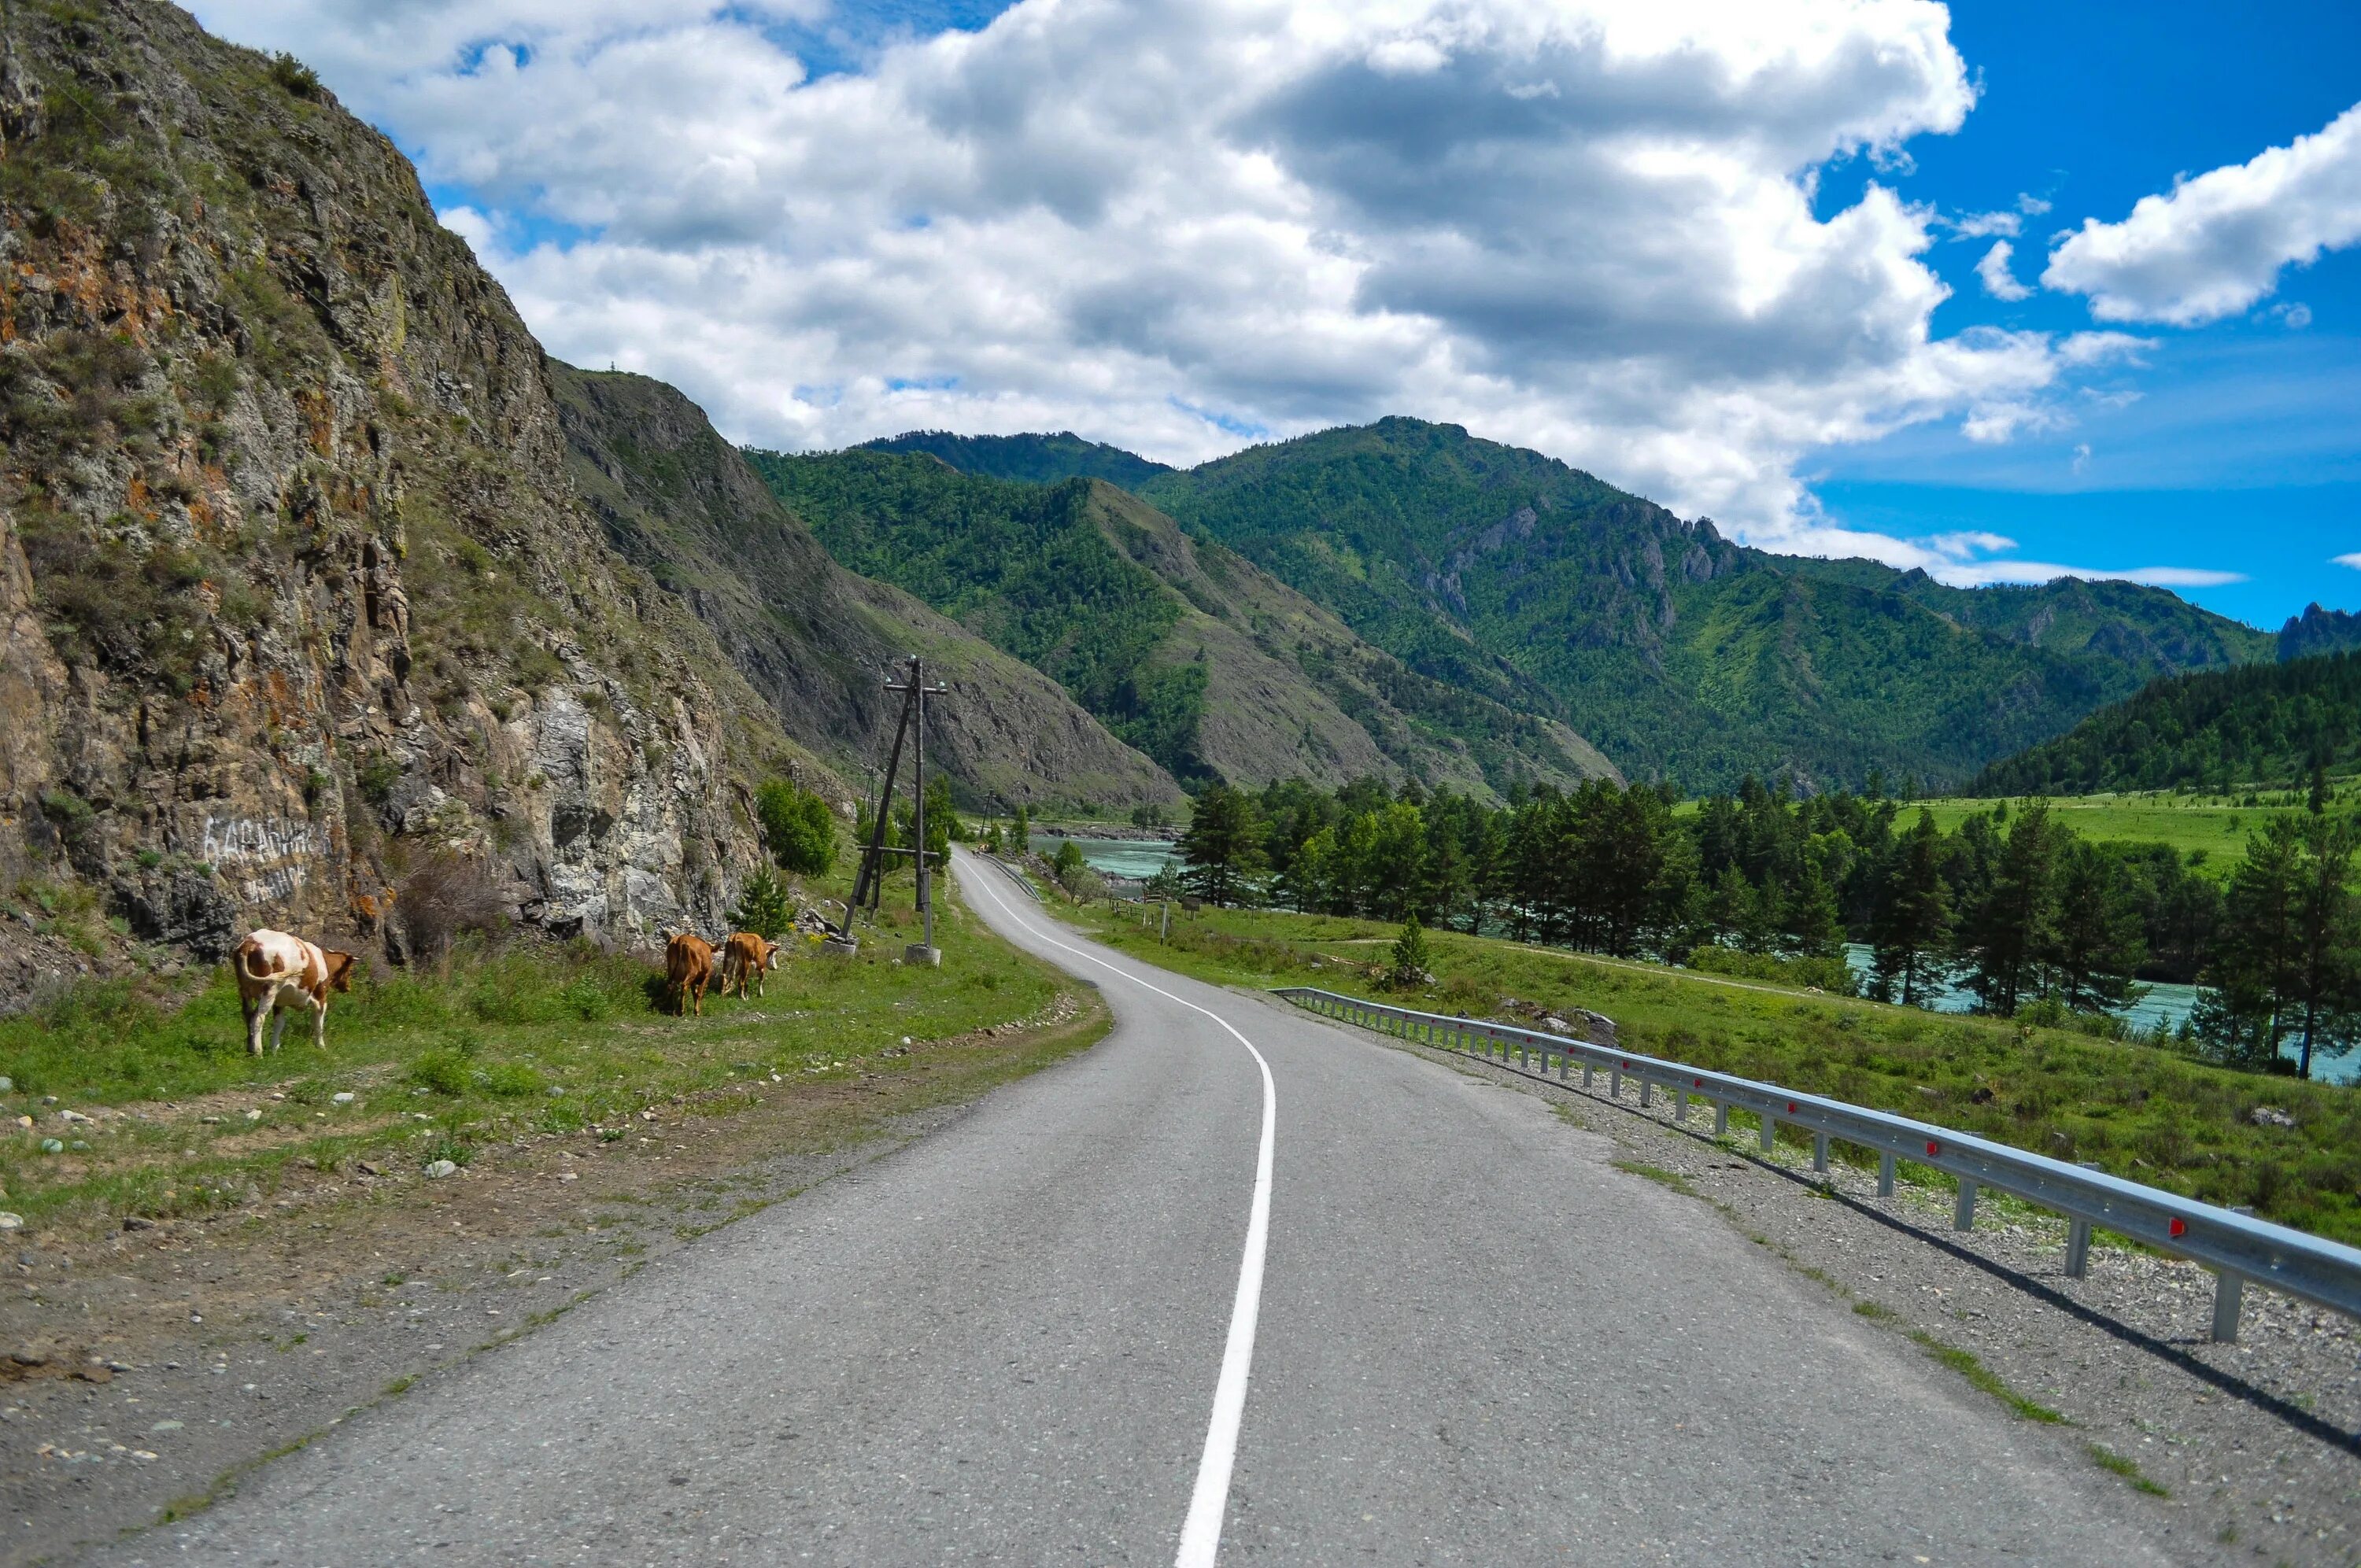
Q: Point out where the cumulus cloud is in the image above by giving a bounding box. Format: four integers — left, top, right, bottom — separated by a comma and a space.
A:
1975, 239, 2030, 300
2337, 553, 2361, 570
2043, 99, 2361, 325
194, 0, 2141, 542
1761, 518, 2240, 589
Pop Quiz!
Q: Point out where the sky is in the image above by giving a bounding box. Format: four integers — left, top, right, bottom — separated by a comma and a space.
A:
189, 0, 2361, 630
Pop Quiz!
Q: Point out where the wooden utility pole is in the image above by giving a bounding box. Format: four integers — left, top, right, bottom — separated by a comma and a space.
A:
831, 655, 949, 963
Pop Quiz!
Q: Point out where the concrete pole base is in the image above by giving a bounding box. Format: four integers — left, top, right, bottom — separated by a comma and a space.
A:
904, 943, 943, 967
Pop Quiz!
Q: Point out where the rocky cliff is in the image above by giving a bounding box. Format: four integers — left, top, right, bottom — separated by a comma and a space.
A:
550, 365, 1180, 814
0, 1, 822, 994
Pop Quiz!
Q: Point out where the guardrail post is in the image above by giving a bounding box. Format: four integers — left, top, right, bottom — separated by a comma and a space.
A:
1760, 1113, 1776, 1153
1640, 1079, 1654, 1109
2211, 1272, 2243, 1342
1713, 1101, 1727, 1135
1812, 1133, 1829, 1173
1674, 1090, 1688, 1123
1582, 1062, 1594, 1088
1609, 1066, 1622, 1098
2065, 1219, 2090, 1278
1878, 1151, 1895, 1197
1954, 1179, 1978, 1231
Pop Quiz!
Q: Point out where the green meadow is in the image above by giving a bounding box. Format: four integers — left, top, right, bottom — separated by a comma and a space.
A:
0, 884, 1096, 1236
1070, 899, 2361, 1246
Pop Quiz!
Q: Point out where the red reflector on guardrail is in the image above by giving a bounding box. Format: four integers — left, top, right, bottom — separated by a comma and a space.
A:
1926, 1141, 1942, 1157
2170, 1217, 2186, 1238
1786, 1101, 1798, 1114
1694, 1077, 1704, 1087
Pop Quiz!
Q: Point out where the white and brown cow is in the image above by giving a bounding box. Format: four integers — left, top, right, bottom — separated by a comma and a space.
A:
717, 931, 780, 1001
232, 929, 358, 1055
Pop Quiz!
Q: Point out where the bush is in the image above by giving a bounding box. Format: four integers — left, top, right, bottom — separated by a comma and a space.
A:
1684, 944, 1859, 997
396, 853, 507, 965
409, 1050, 470, 1097
477, 1061, 546, 1098
756, 779, 837, 876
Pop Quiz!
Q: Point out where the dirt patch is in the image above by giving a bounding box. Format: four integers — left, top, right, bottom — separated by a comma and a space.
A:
0, 991, 1106, 1566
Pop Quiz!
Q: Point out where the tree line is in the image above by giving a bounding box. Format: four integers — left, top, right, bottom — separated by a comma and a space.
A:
1168, 773, 2360, 1079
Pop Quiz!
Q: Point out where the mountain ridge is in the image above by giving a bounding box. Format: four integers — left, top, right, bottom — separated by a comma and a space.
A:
745, 448, 1616, 800
863, 417, 2274, 791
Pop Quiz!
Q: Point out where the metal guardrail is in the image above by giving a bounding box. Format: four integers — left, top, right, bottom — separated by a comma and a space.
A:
1274, 986, 2361, 1342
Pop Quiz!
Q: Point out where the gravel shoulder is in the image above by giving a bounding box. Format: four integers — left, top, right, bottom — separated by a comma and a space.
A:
0, 992, 1107, 1567
1297, 996, 2361, 1568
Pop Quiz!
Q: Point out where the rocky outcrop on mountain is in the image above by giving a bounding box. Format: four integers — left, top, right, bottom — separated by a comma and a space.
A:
550, 366, 1181, 815
2279, 603, 2361, 663
0, 0, 821, 994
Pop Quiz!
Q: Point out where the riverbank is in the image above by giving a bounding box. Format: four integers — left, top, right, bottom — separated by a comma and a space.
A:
1058, 900, 2361, 1248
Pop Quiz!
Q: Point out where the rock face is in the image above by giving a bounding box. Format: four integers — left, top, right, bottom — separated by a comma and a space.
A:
550, 365, 1180, 815
0, 0, 822, 994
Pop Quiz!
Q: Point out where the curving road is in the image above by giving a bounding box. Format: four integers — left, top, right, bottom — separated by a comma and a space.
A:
103, 849, 2178, 1565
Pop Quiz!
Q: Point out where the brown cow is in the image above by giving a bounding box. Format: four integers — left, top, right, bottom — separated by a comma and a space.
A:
717, 932, 779, 1001
232, 929, 359, 1055
664, 932, 715, 1017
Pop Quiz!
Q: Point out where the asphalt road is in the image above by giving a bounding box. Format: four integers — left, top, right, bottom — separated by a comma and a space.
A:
102, 850, 2179, 1566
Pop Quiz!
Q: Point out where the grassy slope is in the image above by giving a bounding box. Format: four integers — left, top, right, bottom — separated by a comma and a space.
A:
1905, 793, 2322, 880
1057, 900, 2361, 1245
0, 878, 1097, 1236
1146, 419, 2270, 791
748, 449, 1611, 799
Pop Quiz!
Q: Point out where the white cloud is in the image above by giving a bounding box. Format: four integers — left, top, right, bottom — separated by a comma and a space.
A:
1975, 239, 2030, 300
1763, 516, 2240, 588
194, 0, 2134, 543
2043, 99, 2361, 325
2336, 552, 2361, 570
1951, 210, 2018, 238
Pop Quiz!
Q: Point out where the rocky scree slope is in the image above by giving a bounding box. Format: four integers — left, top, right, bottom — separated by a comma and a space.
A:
749, 448, 1616, 800
552, 366, 1180, 815
1136, 418, 2273, 791
0, 0, 819, 998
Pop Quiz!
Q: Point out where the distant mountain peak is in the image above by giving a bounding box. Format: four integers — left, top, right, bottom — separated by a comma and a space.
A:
2279, 602, 2361, 662
856, 430, 1173, 489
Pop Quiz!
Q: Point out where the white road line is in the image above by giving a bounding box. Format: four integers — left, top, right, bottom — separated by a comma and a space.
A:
955, 854, 1275, 1568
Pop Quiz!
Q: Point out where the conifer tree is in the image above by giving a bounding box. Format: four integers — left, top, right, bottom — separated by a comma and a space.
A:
1873, 810, 1952, 1006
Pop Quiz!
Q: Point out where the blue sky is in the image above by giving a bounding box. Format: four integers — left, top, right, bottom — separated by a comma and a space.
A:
1801, 0, 2361, 629
196, 0, 2361, 632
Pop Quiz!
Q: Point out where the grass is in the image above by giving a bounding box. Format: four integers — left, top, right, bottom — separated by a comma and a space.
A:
1908, 791, 2307, 880
2086, 1441, 2173, 1496
1610, 1158, 1697, 1197
1058, 899, 2361, 1246
1908, 1330, 2067, 1424
0, 880, 1086, 1236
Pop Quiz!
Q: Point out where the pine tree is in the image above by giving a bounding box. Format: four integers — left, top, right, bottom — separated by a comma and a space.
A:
1961, 802, 2060, 1016
2045, 839, 2146, 1011
1873, 810, 1952, 1007
1177, 782, 1264, 907
1387, 916, 1433, 990
1782, 865, 1846, 959
727, 866, 796, 941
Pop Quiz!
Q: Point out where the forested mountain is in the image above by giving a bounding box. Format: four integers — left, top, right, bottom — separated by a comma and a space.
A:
1972, 652, 2361, 795
884, 415, 2273, 791
2281, 603, 2361, 662
552, 369, 1180, 815
1132, 420, 2271, 791
859, 430, 1173, 489
745, 449, 1614, 799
